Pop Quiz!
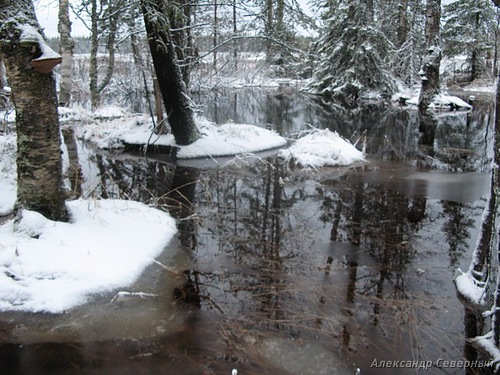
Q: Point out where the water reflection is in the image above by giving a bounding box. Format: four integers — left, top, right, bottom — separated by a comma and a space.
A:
1, 89, 495, 374
62, 152, 488, 373
195, 88, 494, 172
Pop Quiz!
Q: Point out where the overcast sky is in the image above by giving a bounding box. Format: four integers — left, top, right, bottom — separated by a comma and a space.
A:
35, 0, 458, 38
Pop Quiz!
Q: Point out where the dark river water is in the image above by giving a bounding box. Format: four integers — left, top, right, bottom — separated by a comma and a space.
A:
0, 89, 496, 375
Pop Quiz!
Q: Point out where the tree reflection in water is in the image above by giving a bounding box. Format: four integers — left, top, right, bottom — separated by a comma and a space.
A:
56, 90, 495, 374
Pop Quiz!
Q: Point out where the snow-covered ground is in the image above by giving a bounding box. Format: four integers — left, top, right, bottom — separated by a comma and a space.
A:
0, 199, 176, 313
0, 106, 364, 313
75, 107, 289, 157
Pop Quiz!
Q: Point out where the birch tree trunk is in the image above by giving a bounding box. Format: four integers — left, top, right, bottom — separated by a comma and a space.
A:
141, 0, 200, 146
58, 0, 74, 106
0, 0, 68, 221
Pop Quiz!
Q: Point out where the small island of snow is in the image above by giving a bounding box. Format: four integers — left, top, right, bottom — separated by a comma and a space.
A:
278, 129, 365, 167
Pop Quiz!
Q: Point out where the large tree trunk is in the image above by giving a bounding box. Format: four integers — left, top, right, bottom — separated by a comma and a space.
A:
418, 0, 441, 114
141, 0, 200, 146
168, 0, 193, 87
418, 0, 441, 146
0, 0, 68, 221
58, 0, 74, 106
397, 0, 410, 48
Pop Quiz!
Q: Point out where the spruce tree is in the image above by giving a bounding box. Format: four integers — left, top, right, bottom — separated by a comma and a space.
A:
306, 0, 398, 105
442, 0, 497, 82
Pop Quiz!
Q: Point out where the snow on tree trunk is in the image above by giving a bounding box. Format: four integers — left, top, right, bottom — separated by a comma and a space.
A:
167, 0, 194, 88
0, 0, 68, 221
417, 0, 441, 146
141, 0, 200, 146
490, 60, 500, 348
418, 0, 441, 114
397, 0, 410, 48
58, 0, 74, 106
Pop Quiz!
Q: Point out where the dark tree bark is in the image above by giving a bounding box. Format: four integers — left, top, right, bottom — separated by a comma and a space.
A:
418, 0, 441, 114
418, 0, 441, 146
141, 0, 200, 146
491, 41, 500, 348
213, 0, 218, 70
0, 0, 68, 221
167, 0, 194, 87
397, 0, 410, 48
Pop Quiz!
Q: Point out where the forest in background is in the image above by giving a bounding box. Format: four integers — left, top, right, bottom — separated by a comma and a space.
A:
31, 0, 499, 113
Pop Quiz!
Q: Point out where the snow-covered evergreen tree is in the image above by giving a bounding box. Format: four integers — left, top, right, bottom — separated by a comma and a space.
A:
381, 0, 426, 86
442, 0, 498, 82
306, 0, 398, 105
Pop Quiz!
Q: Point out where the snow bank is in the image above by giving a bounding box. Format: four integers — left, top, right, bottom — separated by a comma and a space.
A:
78, 112, 288, 159
176, 121, 288, 158
278, 129, 365, 167
0, 199, 176, 313
404, 93, 472, 110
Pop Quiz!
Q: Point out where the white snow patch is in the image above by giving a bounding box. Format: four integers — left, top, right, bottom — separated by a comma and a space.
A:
77, 110, 288, 159
405, 93, 472, 110
454, 269, 486, 305
20, 24, 61, 61
93, 105, 129, 119
0, 199, 176, 313
471, 331, 500, 371
176, 121, 288, 158
278, 129, 365, 167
